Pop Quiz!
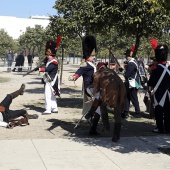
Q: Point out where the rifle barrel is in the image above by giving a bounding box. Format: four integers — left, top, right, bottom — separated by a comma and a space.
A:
23, 67, 39, 77
109, 50, 121, 67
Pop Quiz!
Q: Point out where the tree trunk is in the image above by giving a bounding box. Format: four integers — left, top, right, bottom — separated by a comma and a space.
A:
133, 27, 143, 58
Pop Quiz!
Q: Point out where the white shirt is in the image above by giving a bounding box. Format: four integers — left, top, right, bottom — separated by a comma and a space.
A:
0, 112, 8, 127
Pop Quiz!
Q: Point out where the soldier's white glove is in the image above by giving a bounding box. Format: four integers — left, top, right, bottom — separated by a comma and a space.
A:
68, 75, 76, 81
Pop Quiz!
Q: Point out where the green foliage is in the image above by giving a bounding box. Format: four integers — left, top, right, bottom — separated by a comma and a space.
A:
1, 0, 168, 62
18, 25, 47, 58
49, 0, 170, 59
0, 29, 14, 57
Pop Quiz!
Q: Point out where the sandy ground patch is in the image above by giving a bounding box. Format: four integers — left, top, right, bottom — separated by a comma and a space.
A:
0, 60, 159, 140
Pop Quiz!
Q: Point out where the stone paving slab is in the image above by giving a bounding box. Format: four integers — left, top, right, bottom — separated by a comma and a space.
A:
0, 136, 170, 170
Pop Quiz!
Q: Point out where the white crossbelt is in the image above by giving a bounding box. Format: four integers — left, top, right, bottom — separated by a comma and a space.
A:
0, 112, 3, 121
152, 64, 170, 107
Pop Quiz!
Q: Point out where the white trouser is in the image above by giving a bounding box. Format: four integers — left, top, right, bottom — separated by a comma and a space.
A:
45, 83, 58, 111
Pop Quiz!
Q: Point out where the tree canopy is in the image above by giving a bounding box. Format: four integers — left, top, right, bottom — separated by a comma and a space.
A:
0, 29, 16, 58
1, 1, 170, 62
48, 0, 170, 58
18, 25, 46, 58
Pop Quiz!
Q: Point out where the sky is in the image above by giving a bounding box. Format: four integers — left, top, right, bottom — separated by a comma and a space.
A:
0, 0, 57, 18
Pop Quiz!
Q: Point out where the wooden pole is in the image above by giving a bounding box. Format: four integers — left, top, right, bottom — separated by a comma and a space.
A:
60, 47, 64, 85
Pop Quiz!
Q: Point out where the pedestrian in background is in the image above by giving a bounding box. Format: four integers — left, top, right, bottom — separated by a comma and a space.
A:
6, 50, 14, 72
17, 52, 25, 72
27, 53, 33, 70
12, 54, 20, 72
13, 52, 18, 62
109, 57, 118, 72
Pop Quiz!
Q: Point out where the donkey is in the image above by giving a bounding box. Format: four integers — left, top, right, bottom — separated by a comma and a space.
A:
93, 66, 126, 142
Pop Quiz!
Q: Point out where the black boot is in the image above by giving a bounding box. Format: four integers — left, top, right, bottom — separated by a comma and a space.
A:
25, 112, 39, 119
121, 111, 129, 119
112, 123, 121, 142
12, 68, 16, 72
84, 108, 95, 120
89, 113, 100, 135
10, 84, 25, 99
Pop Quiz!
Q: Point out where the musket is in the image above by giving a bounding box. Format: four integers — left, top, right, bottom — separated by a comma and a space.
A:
108, 49, 121, 67
23, 61, 46, 77
74, 114, 85, 129
74, 110, 90, 129
144, 38, 158, 119
23, 66, 39, 77
140, 59, 148, 82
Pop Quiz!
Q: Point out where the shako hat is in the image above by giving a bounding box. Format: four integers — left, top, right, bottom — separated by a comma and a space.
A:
124, 45, 135, 57
155, 44, 168, 62
45, 36, 61, 56
82, 35, 97, 59
110, 57, 116, 65
150, 38, 168, 62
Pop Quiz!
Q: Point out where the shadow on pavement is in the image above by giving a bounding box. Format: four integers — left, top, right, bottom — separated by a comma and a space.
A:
45, 118, 170, 155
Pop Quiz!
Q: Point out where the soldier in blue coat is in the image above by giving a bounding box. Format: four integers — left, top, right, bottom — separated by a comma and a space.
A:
39, 40, 60, 115
120, 48, 141, 118
148, 44, 170, 134
69, 35, 101, 135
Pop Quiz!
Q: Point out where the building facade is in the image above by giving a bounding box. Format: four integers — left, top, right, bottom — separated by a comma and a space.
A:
0, 15, 50, 39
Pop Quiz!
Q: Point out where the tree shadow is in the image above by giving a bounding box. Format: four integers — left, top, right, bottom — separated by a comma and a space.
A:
60, 87, 82, 95
121, 118, 156, 137
24, 83, 82, 96
27, 81, 43, 85
23, 103, 44, 113
46, 118, 89, 137
23, 96, 83, 110
45, 117, 169, 154
25, 87, 44, 94
129, 111, 151, 119
57, 97, 83, 109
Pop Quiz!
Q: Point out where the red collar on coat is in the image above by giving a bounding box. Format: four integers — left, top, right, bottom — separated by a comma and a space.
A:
151, 61, 166, 70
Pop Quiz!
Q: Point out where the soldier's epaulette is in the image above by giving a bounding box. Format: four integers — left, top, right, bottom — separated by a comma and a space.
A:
52, 61, 58, 65
80, 60, 87, 67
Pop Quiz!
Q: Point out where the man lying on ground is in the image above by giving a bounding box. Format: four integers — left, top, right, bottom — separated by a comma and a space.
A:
0, 84, 38, 128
